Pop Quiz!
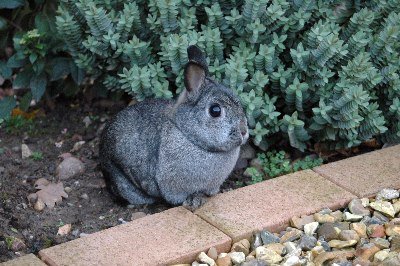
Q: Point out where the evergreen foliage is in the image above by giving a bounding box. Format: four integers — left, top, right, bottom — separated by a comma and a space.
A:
3, 0, 399, 152
54, 0, 400, 150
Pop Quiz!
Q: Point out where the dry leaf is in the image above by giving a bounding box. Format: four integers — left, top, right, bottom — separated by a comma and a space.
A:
34, 179, 68, 209
57, 224, 72, 236
34, 178, 50, 189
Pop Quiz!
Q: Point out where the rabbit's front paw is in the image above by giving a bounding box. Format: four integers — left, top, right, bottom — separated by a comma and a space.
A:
182, 193, 208, 211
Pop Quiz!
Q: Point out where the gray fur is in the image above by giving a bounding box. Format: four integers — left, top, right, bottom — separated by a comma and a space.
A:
99, 46, 248, 208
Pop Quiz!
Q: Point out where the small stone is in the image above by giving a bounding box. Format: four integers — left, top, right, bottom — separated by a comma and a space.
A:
56, 156, 85, 180
311, 245, 325, 257
11, 238, 26, 252
373, 211, 390, 224
298, 235, 317, 251
118, 218, 127, 224
260, 230, 280, 245
0, 166, 5, 174
338, 230, 360, 242
351, 257, 371, 266
374, 249, 390, 263
385, 219, 400, 236
231, 239, 250, 255
328, 239, 357, 248
34, 198, 45, 211
251, 233, 263, 250
356, 243, 381, 261
370, 200, 396, 218
343, 212, 363, 222
240, 259, 268, 266
351, 223, 367, 238
27, 193, 38, 204
331, 210, 344, 222
317, 238, 332, 251
391, 235, 400, 251
207, 247, 218, 260
313, 250, 356, 266
333, 222, 350, 231
362, 215, 384, 225
280, 228, 303, 243
198, 252, 216, 266
393, 201, 400, 215
83, 116, 92, 127
80, 193, 89, 200
319, 208, 333, 214
217, 253, 228, 259
314, 213, 335, 223
64, 187, 72, 193
57, 224, 72, 236
370, 238, 390, 249
381, 254, 400, 266
255, 246, 282, 264
348, 198, 371, 216
284, 242, 301, 257
229, 252, 245, 264
317, 223, 340, 241
215, 256, 232, 266
265, 243, 285, 256
131, 212, 147, 221
332, 260, 353, 266
290, 215, 315, 230
367, 224, 386, 238
376, 188, 400, 201
304, 222, 319, 236
71, 141, 86, 152
21, 144, 32, 159
361, 198, 370, 207
282, 256, 300, 266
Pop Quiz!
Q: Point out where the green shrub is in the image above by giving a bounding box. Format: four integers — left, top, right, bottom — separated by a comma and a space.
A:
30, 151, 43, 161
4, 114, 34, 134
2, 0, 400, 152
244, 150, 323, 184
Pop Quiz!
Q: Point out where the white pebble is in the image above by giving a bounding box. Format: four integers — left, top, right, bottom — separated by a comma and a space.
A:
229, 252, 245, 264
376, 188, 400, 201
197, 252, 215, 266
282, 255, 301, 266
304, 222, 319, 236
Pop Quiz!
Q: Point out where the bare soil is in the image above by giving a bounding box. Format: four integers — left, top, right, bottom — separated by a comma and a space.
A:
0, 99, 174, 262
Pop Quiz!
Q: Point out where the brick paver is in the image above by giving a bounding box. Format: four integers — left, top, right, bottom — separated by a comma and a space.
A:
0, 254, 46, 266
195, 170, 356, 242
39, 207, 231, 266
314, 145, 400, 197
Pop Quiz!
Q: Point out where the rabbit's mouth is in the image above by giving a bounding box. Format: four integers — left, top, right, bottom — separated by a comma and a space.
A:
241, 130, 249, 145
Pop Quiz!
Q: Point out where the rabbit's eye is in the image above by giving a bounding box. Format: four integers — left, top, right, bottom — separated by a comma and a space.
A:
209, 104, 221, 117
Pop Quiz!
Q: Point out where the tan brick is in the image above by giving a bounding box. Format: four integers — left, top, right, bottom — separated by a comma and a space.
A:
314, 145, 400, 197
39, 207, 231, 266
195, 170, 356, 242
0, 254, 46, 266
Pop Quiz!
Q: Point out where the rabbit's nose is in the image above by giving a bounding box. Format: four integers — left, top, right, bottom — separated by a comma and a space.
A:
239, 122, 248, 136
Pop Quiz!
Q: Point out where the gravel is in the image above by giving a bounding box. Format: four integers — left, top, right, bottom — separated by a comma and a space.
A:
183, 188, 400, 266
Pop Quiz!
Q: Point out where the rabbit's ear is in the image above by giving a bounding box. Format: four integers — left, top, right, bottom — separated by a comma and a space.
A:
184, 46, 209, 92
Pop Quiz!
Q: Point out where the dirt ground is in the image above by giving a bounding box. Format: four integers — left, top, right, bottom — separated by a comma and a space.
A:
0, 99, 169, 262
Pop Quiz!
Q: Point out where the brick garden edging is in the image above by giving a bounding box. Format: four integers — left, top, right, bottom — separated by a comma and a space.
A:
2, 145, 399, 266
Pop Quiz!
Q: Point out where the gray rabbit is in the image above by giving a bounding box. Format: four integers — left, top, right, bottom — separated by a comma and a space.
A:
99, 46, 248, 209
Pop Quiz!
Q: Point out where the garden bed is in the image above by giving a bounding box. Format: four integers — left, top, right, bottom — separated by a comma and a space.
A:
0, 99, 171, 262
0, 98, 384, 263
